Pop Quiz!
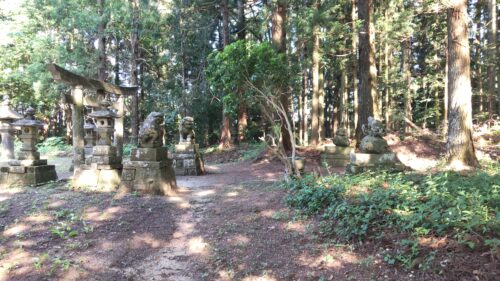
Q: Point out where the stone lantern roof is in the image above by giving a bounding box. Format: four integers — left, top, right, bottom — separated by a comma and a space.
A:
84, 118, 96, 130
12, 107, 44, 128
0, 96, 23, 121
88, 99, 117, 119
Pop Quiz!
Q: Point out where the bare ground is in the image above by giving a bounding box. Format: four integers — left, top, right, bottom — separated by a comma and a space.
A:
0, 136, 498, 280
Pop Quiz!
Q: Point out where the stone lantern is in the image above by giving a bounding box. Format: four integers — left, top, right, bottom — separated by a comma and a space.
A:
0, 106, 57, 188
74, 97, 122, 190
89, 99, 116, 146
12, 107, 44, 161
84, 118, 96, 156
0, 96, 23, 163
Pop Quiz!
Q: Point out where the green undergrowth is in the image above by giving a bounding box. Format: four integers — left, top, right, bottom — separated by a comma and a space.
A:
37, 137, 72, 155
284, 163, 500, 268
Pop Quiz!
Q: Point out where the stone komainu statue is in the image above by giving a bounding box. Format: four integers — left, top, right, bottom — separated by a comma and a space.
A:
179, 116, 195, 143
362, 116, 385, 137
139, 112, 164, 148
333, 127, 350, 147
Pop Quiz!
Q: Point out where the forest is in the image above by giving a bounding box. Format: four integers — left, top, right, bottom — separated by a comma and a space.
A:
0, 0, 499, 280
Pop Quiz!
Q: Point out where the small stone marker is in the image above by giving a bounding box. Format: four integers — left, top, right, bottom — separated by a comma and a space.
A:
120, 112, 177, 195
0, 106, 58, 187
321, 128, 353, 168
172, 117, 205, 176
346, 117, 404, 173
0, 96, 23, 164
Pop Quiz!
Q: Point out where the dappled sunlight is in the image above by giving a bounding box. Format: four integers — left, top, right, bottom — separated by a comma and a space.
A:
0, 188, 23, 202
284, 221, 306, 233
83, 206, 125, 221
298, 250, 361, 269
194, 189, 216, 197
241, 274, 278, 281
188, 236, 209, 255
47, 199, 66, 209
396, 150, 438, 171
166, 195, 191, 209
227, 234, 250, 246
225, 191, 239, 197
0, 248, 32, 281
3, 223, 29, 237
24, 213, 52, 223
259, 209, 276, 218
130, 233, 163, 249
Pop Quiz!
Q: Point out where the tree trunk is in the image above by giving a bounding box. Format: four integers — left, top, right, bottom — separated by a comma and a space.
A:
356, 0, 377, 143
351, 0, 359, 138
219, 0, 233, 149
446, 0, 480, 169
97, 0, 107, 81
72, 86, 85, 170
301, 41, 308, 146
271, 0, 291, 151
311, 2, 320, 147
129, 0, 139, 145
487, 0, 497, 118
236, 0, 247, 142
319, 65, 325, 140
340, 68, 349, 135
402, 38, 412, 134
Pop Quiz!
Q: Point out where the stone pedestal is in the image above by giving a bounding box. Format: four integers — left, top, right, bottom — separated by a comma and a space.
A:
321, 145, 354, 168
346, 153, 405, 174
119, 112, 177, 195
172, 142, 204, 176
120, 148, 177, 196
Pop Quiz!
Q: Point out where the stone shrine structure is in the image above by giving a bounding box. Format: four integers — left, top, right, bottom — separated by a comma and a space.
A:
346, 117, 404, 173
73, 98, 122, 190
172, 116, 204, 176
120, 112, 177, 195
0, 96, 23, 165
0, 106, 58, 187
321, 128, 353, 168
83, 117, 96, 156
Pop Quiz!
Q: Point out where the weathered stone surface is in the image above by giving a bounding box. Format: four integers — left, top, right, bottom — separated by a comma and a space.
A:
175, 143, 198, 153
324, 145, 353, 155
17, 150, 41, 161
0, 164, 57, 188
130, 147, 168, 161
360, 135, 389, 154
92, 145, 117, 156
178, 116, 195, 143
119, 160, 177, 196
73, 167, 121, 191
349, 153, 397, 166
138, 112, 164, 148
90, 155, 121, 165
8, 159, 48, 166
322, 158, 350, 167
332, 128, 350, 147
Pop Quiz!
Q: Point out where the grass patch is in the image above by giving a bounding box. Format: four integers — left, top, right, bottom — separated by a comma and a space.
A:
37, 137, 72, 155
284, 163, 500, 268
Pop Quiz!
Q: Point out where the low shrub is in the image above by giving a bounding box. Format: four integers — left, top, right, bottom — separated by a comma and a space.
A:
284, 163, 500, 260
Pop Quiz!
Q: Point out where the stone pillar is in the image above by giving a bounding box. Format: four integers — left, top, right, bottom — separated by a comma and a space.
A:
84, 118, 96, 156
114, 94, 124, 158
0, 96, 23, 163
72, 85, 85, 169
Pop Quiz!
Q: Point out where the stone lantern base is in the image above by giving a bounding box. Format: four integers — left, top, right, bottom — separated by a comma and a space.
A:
72, 145, 122, 191
172, 142, 204, 176
320, 145, 354, 168
0, 159, 57, 188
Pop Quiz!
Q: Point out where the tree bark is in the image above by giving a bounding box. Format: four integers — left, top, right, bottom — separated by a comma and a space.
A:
311, 1, 320, 147
72, 86, 85, 170
351, 0, 359, 138
236, 0, 247, 142
487, 0, 497, 118
446, 0, 479, 169
129, 0, 140, 145
319, 65, 325, 140
356, 0, 377, 143
401, 38, 412, 134
271, 0, 291, 151
219, 0, 233, 149
97, 0, 107, 81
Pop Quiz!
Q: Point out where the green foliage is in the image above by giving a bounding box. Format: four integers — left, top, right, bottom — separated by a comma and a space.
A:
36, 137, 71, 155
284, 165, 500, 267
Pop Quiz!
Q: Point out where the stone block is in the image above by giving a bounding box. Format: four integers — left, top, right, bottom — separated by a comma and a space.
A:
360, 136, 389, 154
9, 166, 26, 174
92, 145, 117, 156
90, 155, 122, 165
8, 159, 47, 166
324, 145, 353, 155
349, 153, 397, 166
175, 143, 199, 153
321, 158, 350, 168
0, 164, 57, 188
321, 153, 350, 160
17, 151, 40, 161
119, 160, 177, 196
73, 167, 121, 191
130, 147, 168, 161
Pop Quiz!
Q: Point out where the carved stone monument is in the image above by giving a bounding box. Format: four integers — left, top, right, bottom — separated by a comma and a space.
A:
0, 107, 58, 187
83, 117, 96, 156
321, 128, 353, 168
120, 112, 177, 195
73, 99, 122, 190
172, 116, 204, 176
346, 117, 404, 173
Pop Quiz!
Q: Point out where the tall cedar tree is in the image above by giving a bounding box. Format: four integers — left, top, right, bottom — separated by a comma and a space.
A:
446, 0, 480, 169
271, 0, 291, 151
219, 0, 233, 149
486, 0, 497, 117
